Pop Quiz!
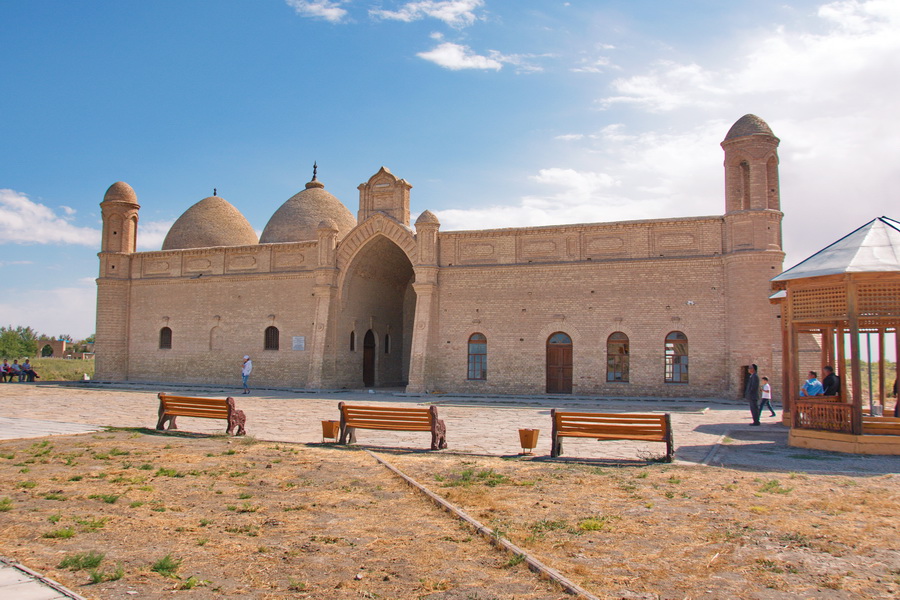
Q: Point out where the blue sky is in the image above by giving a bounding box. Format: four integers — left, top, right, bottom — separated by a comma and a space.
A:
1, 0, 898, 340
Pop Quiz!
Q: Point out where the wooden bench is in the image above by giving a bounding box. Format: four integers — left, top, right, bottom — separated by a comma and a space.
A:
862, 416, 900, 436
156, 393, 246, 436
337, 402, 447, 450
550, 409, 673, 462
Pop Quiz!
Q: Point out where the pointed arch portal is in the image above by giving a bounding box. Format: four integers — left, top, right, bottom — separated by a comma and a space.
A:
340, 234, 415, 388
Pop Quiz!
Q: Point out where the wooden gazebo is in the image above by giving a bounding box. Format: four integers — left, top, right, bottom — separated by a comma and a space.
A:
771, 217, 900, 455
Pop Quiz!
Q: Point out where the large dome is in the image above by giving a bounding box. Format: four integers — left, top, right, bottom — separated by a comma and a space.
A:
162, 195, 258, 250
724, 114, 775, 141
260, 179, 356, 244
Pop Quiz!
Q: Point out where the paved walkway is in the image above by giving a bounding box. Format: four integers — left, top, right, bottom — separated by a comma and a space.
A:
1, 382, 898, 599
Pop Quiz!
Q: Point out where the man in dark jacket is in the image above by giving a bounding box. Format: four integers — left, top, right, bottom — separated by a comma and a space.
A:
822, 365, 840, 396
745, 364, 761, 426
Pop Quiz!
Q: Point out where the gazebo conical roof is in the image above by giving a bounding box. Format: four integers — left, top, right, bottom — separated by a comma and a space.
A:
774, 217, 900, 281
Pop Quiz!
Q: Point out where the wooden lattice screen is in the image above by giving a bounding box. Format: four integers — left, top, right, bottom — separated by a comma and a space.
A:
790, 286, 846, 321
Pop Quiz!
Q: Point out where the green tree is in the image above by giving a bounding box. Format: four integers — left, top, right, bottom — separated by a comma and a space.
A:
0, 326, 41, 358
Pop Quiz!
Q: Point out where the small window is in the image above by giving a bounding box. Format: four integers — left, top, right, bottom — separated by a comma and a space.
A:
264, 326, 279, 351
159, 327, 172, 350
467, 333, 487, 380
665, 331, 688, 383
384, 333, 391, 354
607, 332, 629, 382
350, 330, 356, 351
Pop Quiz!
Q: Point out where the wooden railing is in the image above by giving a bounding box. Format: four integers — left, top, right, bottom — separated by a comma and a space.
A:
792, 398, 853, 433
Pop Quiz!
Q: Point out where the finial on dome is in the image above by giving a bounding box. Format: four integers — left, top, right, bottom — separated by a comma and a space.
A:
213, 188, 217, 196
306, 161, 325, 189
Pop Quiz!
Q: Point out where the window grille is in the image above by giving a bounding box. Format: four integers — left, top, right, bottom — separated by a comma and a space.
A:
467, 333, 487, 380
264, 326, 279, 351
159, 327, 172, 350
664, 331, 688, 383
607, 332, 629, 382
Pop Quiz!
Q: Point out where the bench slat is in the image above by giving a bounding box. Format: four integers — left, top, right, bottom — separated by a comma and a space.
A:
551, 409, 673, 461
338, 402, 447, 450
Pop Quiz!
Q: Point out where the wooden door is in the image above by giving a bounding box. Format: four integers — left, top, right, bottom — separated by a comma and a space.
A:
546, 332, 573, 394
363, 330, 376, 387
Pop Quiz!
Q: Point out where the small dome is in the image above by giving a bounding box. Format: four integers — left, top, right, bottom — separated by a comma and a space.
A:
103, 181, 138, 204
415, 210, 440, 227
162, 196, 258, 250
724, 114, 775, 141
260, 179, 356, 244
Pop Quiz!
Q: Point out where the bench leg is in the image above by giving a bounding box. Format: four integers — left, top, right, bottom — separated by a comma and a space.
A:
550, 435, 562, 458
226, 410, 246, 436
338, 426, 356, 445
431, 419, 447, 450
156, 415, 177, 430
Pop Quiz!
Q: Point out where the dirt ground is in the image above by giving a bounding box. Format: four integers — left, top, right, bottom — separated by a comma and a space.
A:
0, 429, 898, 600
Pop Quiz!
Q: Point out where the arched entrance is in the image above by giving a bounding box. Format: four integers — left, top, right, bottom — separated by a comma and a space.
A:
41, 344, 53, 357
340, 235, 416, 388
546, 332, 573, 394
363, 330, 376, 387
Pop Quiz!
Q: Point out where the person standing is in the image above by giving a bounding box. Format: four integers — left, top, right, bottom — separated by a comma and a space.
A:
241, 355, 252, 394
745, 363, 761, 426
821, 365, 840, 396
759, 376, 776, 417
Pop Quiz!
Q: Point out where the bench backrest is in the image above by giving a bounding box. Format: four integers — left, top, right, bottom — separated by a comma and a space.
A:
158, 393, 231, 420
554, 411, 668, 435
862, 415, 900, 436
339, 403, 434, 431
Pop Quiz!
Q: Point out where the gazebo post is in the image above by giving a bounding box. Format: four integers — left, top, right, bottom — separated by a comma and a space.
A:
878, 328, 885, 412
848, 280, 863, 435
836, 325, 847, 400
789, 322, 801, 426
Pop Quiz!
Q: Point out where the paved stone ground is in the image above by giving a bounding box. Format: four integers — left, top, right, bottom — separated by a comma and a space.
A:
1, 382, 898, 599
1, 381, 897, 474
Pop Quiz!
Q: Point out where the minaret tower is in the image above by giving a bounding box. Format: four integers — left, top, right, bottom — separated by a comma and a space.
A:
721, 115, 785, 397
96, 182, 140, 380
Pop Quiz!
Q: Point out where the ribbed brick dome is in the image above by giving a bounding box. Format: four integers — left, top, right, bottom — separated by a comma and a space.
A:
724, 114, 774, 140
260, 179, 356, 244
103, 181, 138, 204
162, 196, 258, 250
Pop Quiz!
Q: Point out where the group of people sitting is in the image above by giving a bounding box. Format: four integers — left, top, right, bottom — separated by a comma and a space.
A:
1, 358, 40, 382
799, 365, 840, 397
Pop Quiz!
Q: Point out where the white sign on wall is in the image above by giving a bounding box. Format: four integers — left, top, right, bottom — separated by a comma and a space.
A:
292, 336, 306, 351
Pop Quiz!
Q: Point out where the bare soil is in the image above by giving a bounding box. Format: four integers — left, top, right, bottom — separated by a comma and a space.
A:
0, 430, 898, 600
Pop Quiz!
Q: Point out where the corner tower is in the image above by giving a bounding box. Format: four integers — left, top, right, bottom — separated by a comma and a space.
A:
721, 115, 785, 397
96, 181, 140, 381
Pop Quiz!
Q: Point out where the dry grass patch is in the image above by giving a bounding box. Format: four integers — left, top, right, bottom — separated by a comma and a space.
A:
0, 430, 566, 599
389, 453, 900, 600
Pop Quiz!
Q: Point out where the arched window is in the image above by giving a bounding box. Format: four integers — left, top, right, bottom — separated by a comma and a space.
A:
384, 333, 391, 354
607, 332, 629, 382
159, 327, 172, 350
467, 333, 487, 380
264, 326, 279, 351
350, 330, 356, 351
665, 331, 688, 383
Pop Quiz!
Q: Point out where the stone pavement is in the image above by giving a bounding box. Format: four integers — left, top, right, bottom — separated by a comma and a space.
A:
1, 382, 898, 598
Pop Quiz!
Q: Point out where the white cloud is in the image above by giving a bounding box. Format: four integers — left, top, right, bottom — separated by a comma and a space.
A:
0, 284, 97, 340
136, 219, 175, 251
285, 0, 348, 23
417, 42, 502, 70
0, 189, 100, 247
371, 0, 484, 28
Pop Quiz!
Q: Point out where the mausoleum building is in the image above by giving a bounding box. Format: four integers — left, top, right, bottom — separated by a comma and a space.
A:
95, 115, 785, 398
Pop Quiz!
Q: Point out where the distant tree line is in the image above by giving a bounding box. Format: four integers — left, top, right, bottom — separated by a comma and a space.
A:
0, 326, 95, 359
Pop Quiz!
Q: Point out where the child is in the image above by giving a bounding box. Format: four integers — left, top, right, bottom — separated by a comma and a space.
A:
759, 376, 776, 417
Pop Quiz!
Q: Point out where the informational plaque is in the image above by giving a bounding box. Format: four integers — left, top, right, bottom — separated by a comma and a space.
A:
292, 336, 306, 351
